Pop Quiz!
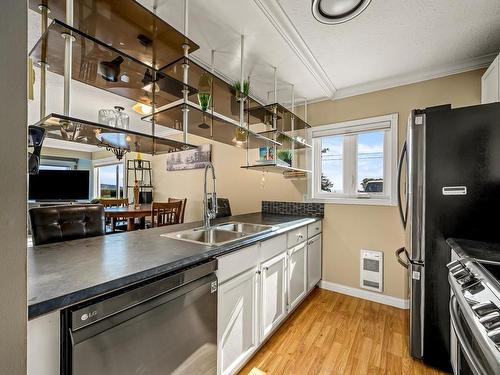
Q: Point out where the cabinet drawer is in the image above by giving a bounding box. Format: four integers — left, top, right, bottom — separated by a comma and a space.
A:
260, 234, 287, 262
308, 221, 322, 238
217, 244, 259, 283
287, 226, 307, 248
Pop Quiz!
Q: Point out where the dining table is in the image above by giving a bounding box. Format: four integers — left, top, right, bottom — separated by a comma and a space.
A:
104, 203, 152, 231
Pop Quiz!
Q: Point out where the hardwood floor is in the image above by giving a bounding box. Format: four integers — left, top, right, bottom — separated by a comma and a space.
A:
238, 288, 450, 375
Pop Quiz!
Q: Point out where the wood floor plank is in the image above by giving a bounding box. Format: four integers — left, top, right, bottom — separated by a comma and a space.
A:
238, 289, 450, 375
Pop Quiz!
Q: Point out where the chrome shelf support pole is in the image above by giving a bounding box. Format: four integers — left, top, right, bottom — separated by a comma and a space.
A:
62, 0, 74, 116
39, 4, 49, 119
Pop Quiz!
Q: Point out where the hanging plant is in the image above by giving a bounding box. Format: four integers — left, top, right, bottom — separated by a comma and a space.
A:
197, 72, 212, 111
277, 149, 293, 166
233, 80, 250, 102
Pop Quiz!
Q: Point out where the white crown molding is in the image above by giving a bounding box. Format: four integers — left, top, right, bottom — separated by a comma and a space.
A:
320, 280, 409, 309
332, 53, 497, 100
252, 0, 336, 99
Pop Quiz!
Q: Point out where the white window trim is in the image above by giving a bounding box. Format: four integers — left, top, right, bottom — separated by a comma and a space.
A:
307, 113, 398, 206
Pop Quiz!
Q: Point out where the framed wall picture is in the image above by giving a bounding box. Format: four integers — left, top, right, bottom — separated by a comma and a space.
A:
166, 144, 212, 171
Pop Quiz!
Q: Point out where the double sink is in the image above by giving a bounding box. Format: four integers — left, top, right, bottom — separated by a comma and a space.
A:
162, 221, 278, 246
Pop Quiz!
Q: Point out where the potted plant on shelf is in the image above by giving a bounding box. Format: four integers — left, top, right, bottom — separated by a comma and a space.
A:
233, 80, 250, 102
277, 149, 293, 167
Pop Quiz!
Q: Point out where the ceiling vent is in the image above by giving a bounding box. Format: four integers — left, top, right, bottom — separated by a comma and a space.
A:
312, 0, 372, 25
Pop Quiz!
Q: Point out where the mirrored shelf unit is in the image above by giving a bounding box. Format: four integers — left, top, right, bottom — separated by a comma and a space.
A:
241, 102, 312, 175
29, 19, 198, 109
33, 113, 196, 156
29, 0, 199, 70
142, 101, 281, 149
161, 56, 253, 126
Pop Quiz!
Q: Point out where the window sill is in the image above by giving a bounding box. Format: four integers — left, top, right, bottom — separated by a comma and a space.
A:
307, 196, 397, 206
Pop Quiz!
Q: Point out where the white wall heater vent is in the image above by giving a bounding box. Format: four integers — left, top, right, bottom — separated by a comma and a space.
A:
360, 250, 383, 293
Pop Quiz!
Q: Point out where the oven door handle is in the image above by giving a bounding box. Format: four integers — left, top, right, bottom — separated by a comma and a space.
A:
450, 295, 489, 375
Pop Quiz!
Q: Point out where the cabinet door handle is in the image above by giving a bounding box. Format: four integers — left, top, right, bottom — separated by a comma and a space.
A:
263, 267, 269, 271
256, 270, 261, 275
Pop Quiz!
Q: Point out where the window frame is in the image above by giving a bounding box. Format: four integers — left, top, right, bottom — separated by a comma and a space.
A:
93, 157, 125, 199
309, 113, 398, 206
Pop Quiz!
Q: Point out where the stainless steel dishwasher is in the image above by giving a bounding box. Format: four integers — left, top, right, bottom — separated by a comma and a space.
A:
62, 260, 218, 375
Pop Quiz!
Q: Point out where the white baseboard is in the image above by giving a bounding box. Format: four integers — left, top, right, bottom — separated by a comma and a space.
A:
319, 280, 409, 309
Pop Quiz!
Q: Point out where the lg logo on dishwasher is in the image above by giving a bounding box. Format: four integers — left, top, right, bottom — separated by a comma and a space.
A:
81, 310, 98, 321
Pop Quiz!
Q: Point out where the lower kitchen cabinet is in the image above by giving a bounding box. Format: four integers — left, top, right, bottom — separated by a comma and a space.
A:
307, 234, 322, 291
260, 252, 287, 341
287, 241, 308, 311
217, 221, 323, 375
218, 266, 260, 375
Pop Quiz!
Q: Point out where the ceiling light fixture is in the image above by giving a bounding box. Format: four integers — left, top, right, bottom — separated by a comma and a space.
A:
132, 102, 153, 115
312, 0, 372, 25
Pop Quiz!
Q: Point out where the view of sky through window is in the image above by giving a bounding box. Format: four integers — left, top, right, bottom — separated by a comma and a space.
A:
357, 131, 384, 193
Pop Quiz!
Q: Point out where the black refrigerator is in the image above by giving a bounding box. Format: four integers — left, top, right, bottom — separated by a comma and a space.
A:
395, 102, 500, 371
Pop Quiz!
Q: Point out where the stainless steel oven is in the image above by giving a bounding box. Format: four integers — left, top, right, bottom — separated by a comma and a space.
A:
62, 260, 218, 375
448, 259, 500, 375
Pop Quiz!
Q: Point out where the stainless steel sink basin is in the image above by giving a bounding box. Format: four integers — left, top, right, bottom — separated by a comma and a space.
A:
162, 221, 277, 246
216, 222, 275, 235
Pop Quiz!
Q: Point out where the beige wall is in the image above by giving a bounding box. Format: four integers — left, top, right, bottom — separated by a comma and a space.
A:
306, 69, 484, 300
150, 69, 484, 301
0, 0, 27, 372
152, 135, 304, 223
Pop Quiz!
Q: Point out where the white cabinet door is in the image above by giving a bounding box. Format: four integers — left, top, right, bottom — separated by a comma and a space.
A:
287, 242, 307, 310
260, 252, 287, 341
482, 54, 500, 104
218, 267, 259, 375
307, 234, 322, 291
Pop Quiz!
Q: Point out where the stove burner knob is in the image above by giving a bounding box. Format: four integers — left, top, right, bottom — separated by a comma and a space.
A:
458, 275, 478, 289
452, 268, 469, 279
449, 264, 463, 273
487, 327, 500, 345
480, 311, 500, 330
447, 259, 463, 270
472, 301, 499, 317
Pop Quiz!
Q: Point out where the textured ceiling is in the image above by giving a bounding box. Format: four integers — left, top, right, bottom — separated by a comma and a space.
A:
281, 0, 500, 92
28, 0, 500, 114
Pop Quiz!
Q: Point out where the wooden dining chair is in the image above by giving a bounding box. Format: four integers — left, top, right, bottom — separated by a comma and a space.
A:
98, 198, 129, 207
151, 201, 183, 228
97, 198, 129, 232
168, 197, 187, 223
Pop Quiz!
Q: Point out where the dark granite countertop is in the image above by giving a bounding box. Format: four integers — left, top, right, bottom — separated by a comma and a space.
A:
29, 212, 319, 319
447, 238, 500, 263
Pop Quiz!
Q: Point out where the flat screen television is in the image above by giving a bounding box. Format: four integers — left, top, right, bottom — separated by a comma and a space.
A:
29, 170, 90, 201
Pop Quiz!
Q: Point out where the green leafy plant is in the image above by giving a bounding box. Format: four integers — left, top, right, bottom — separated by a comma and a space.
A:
233, 80, 250, 100
277, 149, 293, 166
197, 92, 211, 111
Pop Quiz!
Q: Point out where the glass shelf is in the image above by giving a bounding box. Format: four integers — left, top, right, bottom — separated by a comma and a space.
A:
29, 20, 197, 108
142, 101, 280, 149
29, 0, 199, 70
241, 162, 311, 174
257, 130, 311, 149
161, 57, 243, 125
247, 102, 311, 132
33, 113, 196, 155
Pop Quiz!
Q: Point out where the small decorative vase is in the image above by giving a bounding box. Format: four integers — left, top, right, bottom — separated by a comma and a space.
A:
133, 180, 140, 209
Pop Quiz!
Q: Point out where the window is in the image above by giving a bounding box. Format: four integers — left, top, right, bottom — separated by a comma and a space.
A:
311, 114, 398, 205
94, 162, 124, 198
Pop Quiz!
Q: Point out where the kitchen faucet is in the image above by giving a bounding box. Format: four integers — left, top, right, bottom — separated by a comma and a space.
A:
203, 162, 218, 228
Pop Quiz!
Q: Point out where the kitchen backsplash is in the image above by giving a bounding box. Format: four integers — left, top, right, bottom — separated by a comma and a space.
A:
262, 201, 324, 218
